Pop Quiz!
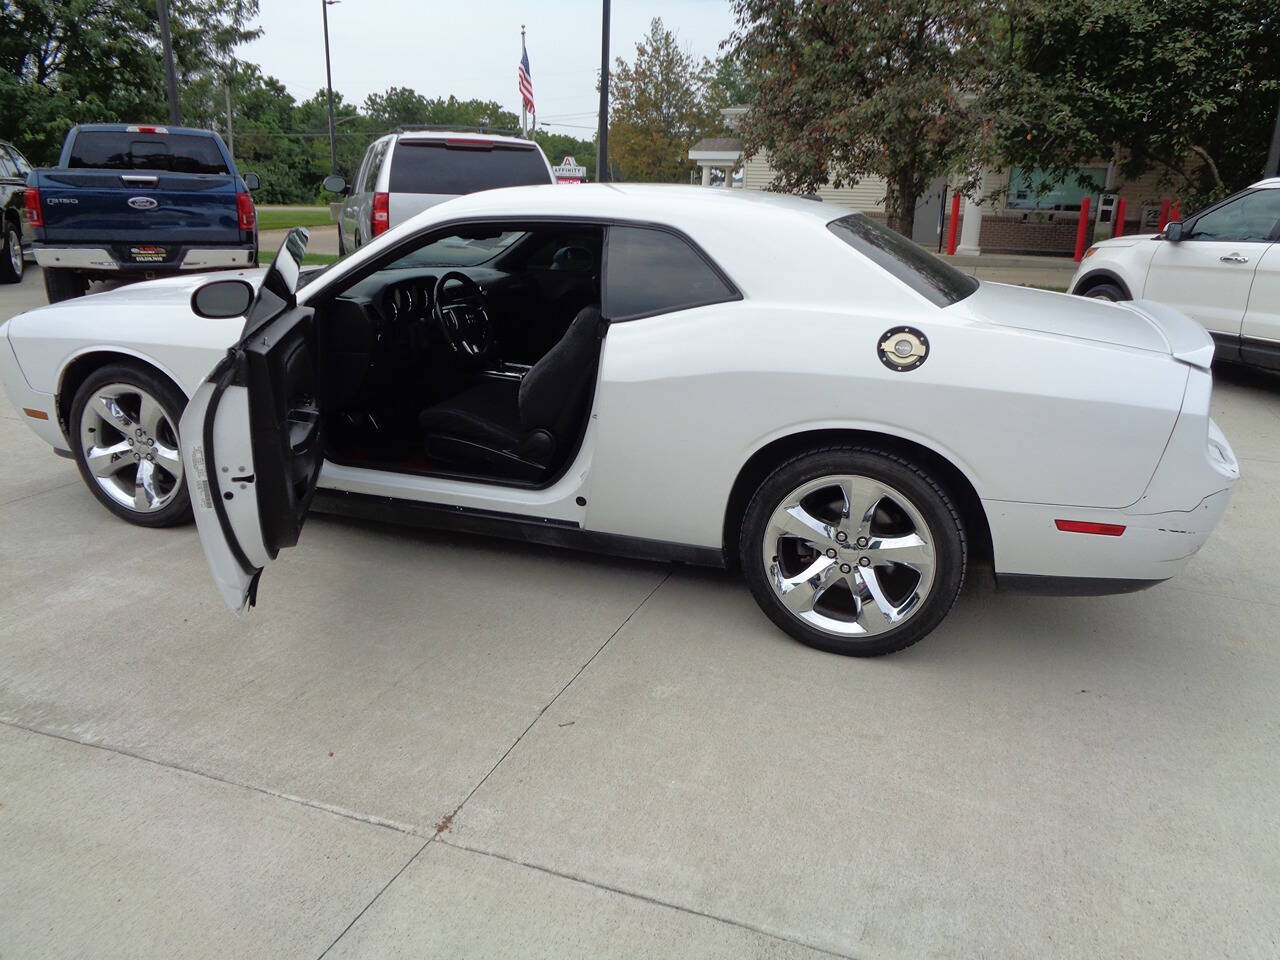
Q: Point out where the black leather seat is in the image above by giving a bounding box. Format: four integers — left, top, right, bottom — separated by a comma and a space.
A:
419, 306, 602, 478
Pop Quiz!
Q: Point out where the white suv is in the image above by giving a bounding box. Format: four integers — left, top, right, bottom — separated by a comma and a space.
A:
329, 128, 555, 254
1070, 177, 1280, 371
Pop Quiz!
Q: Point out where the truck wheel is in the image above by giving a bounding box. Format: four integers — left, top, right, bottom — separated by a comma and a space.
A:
44, 267, 89, 303
0, 221, 23, 284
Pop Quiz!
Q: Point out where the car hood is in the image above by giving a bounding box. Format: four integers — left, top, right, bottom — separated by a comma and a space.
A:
956, 281, 1214, 369
79, 269, 271, 308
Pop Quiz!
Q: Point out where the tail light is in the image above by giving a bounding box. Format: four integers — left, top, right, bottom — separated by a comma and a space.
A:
371, 191, 389, 237
24, 186, 42, 227
236, 191, 255, 231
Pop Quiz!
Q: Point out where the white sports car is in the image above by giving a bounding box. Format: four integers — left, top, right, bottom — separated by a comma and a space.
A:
0, 185, 1240, 656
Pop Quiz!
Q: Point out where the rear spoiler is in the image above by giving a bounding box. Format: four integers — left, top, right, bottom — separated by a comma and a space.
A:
1118, 300, 1216, 371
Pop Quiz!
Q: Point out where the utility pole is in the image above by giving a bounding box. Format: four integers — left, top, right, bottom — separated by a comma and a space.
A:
596, 0, 610, 182
156, 0, 181, 125
1265, 93, 1280, 179
224, 80, 234, 161
322, 0, 340, 176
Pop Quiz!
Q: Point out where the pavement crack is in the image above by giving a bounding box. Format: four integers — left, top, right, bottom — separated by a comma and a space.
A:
314, 837, 434, 960
0, 717, 426, 838
436, 837, 862, 960
431, 570, 672, 839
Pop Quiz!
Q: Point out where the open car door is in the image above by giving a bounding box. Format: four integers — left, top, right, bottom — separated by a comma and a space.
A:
180, 228, 325, 611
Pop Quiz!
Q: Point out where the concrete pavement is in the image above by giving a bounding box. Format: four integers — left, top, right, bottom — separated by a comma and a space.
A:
2, 279, 1279, 958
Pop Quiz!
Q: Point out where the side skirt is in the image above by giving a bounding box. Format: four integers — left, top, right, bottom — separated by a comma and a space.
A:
995, 573, 1165, 596
310, 489, 727, 568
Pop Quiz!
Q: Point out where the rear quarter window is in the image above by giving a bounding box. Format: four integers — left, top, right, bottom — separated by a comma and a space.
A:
68, 131, 229, 175
828, 214, 978, 307
605, 225, 739, 321
388, 142, 551, 194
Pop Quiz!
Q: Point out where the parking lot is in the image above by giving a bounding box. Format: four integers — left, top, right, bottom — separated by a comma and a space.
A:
2, 268, 1279, 959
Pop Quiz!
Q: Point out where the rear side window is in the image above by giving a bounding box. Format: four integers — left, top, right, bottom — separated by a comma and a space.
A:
359, 138, 390, 193
828, 214, 978, 307
68, 131, 229, 174
605, 225, 738, 320
388, 142, 551, 194
7, 146, 31, 176
0, 151, 16, 178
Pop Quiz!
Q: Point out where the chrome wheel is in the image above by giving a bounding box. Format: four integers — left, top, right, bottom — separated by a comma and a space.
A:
77, 383, 183, 513
7, 227, 21, 276
762, 474, 936, 638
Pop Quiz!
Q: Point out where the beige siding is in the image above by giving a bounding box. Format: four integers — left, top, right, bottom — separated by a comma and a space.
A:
743, 153, 887, 211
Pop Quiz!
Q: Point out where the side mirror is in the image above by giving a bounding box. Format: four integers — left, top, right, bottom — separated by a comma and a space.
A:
242, 172, 260, 191
322, 174, 347, 194
191, 278, 255, 319
1164, 220, 1183, 242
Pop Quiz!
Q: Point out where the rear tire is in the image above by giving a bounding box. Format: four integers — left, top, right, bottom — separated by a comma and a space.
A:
1082, 281, 1126, 302
69, 363, 192, 528
740, 446, 966, 657
0, 221, 23, 283
44, 267, 89, 303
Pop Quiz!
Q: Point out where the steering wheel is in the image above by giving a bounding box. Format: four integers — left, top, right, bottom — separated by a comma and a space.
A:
432, 271, 494, 358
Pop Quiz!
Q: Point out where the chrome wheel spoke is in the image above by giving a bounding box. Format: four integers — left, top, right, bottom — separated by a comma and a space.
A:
838, 476, 889, 538
868, 533, 933, 572
94, 393, 134, 432
151, 442, 183, 479
133, 459, 160, 511
773, 503, 840, 551
776, 556, 841, 615
84, 441, 134, 477
853, 564, 913, 634
137, 393, 165, 437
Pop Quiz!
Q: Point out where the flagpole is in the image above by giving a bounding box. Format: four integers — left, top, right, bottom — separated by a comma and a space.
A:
520, 25, 527, 137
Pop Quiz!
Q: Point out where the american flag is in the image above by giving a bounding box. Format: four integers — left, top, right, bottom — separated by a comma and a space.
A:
518, 46, 535, 114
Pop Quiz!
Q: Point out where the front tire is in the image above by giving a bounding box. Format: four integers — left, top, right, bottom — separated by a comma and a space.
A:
0, 221, 23, 283
43, 267, 89, 303
1082, 281, 1126, 302
69, 363, 192, 527
740, 447, 966, 656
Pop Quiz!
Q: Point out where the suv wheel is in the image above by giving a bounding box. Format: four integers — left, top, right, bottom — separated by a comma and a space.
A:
740, 446, 966, 657
69, 363, 192, 527
0, 221, 23, 283
1083, 282, 1126, 302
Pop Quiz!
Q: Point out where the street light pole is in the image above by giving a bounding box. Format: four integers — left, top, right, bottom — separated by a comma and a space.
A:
156, 0, 181, 125
322, 0, 340, 176
596, 0, 610, 182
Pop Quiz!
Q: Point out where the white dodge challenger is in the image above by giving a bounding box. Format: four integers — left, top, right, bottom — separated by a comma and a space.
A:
0, 185, 1240, 656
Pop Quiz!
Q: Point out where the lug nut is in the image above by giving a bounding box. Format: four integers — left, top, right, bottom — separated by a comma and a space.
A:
856, 537, 869, 548
839, 563, 851, 574
859, 557, 871, 567
825, 548, 838, 559
835, 531, 847, 543
146, 453, 154, 462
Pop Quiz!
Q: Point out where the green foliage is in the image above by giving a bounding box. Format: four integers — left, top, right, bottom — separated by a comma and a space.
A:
989, 0, 1280, 208
363, 89, 520, 133
726, 0, 994, 233
533, 131, 596, 180
609, 18, 722, 183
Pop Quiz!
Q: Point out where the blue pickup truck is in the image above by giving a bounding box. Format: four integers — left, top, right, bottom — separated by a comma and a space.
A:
24, 124, 260, 302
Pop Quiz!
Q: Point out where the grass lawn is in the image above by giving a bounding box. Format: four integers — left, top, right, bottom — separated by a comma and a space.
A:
266, 251, 339, 267
255, 207, 336, 231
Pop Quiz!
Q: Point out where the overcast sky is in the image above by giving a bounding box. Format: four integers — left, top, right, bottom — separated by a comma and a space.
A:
242, 0, 736, 134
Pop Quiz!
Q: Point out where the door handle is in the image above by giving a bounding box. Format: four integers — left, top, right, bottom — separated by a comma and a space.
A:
120, 174, 159, 186
1219, 254, 1249, 263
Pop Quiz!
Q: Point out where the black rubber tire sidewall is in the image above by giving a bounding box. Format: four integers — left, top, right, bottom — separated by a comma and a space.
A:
1083, 282, 1126, 302
43, 267, 88, 303
740, 446, 966, 657
68, 363, 193, 528
0, 223, 22, 283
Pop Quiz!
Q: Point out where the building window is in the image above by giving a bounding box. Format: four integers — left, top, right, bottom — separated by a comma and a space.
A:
1006, 166, 1108, 212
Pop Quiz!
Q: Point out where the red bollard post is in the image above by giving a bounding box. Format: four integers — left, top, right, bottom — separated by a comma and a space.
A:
1158, 197, 1171, 231
1113, 197, 1127, 237
1170, 201, 1181, 223
1073, 195, 1092, 261
945, 191, 961, 256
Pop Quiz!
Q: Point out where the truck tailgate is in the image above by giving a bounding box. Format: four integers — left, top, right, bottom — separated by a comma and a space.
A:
34, 170, 242, 245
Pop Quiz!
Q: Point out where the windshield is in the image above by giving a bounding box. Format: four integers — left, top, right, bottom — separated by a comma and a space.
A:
827, 214, 978, 307
386, 231, 524, 269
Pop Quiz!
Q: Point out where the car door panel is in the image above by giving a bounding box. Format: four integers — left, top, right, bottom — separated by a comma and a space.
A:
1143, 240, 1258, 336
181, 230, 325, 612
1241, 243, 1280, 368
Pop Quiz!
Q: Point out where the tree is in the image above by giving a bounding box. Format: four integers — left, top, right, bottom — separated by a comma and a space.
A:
534, 131, 597, 180
363, 89, 519, 133
609, 17, 720, 182
726, 0, 993, 234
990, 0, 1280, 208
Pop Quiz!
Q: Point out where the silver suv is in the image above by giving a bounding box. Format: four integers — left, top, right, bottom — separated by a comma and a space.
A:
329, 127, 554, 254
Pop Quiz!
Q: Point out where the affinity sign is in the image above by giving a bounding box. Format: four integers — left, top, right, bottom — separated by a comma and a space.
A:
553, 155, 587, 184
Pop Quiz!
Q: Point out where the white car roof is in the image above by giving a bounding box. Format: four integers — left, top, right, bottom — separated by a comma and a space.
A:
1247, 177, 1280, 189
